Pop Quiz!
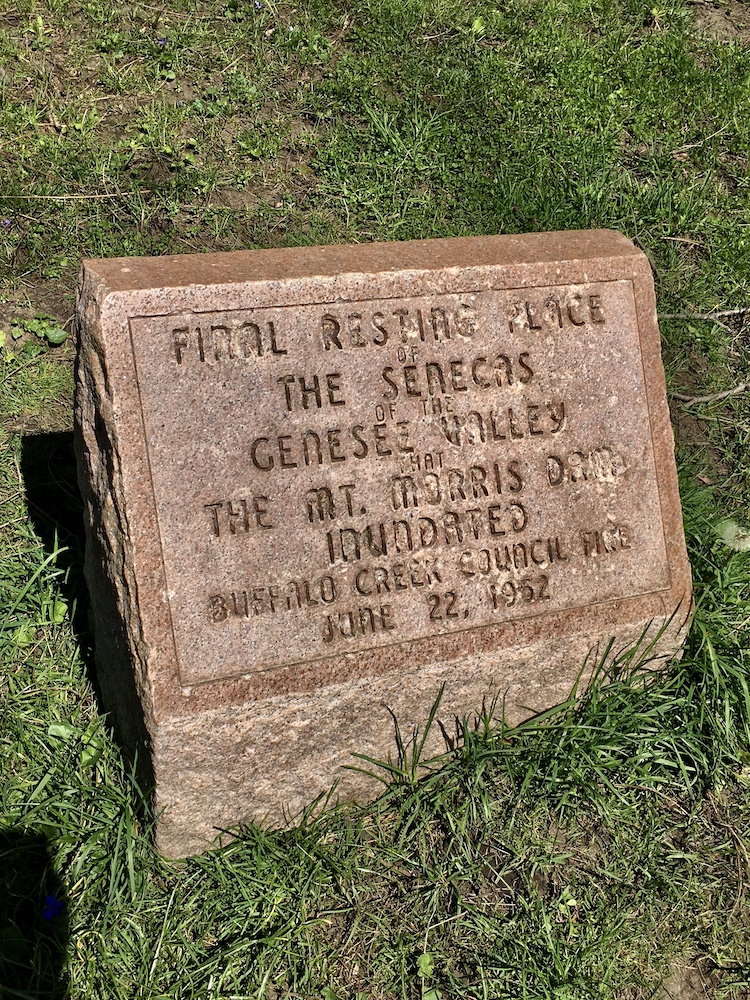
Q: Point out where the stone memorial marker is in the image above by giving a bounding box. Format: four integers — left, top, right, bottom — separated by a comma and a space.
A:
75, 229, 692, 856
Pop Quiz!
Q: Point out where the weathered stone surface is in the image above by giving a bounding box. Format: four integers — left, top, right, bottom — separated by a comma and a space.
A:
74, 229, 692, 857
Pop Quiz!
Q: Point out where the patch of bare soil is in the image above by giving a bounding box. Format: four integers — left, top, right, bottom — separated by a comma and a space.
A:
689, 0, 750, 42
670, 400, 731, 482
3, 278, 73, 322
656, 957, 719, 999
0, 278, 76, 435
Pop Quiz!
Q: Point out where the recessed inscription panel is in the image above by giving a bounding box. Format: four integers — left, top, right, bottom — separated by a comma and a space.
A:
129, 279, 670, 687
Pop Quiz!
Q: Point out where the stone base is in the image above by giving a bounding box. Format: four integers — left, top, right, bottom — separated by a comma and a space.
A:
152, 616, 684, 857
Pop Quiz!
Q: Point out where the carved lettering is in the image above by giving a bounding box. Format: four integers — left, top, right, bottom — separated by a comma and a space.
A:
321, 604, 396, 642
173, 319, 287, 363
581, 525, 633, 557
325, 501, 529, 565
204, 496, 273, 536
489, 576, 551, 609
278, 372, 346, 411
438, 402, 565, 447
208, 574, 338, 622
249, 421, 417, 472
547, 447, 625, 486
383, 353, 533, 399
459, 536, 568, 577
354, 556, 442, 596
322, 303, 477, 351
507, 294, 606, 334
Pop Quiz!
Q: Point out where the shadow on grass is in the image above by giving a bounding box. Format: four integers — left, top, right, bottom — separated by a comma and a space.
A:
19, 432, 89, 661
19, 430, 156, 824
0, 829, 69, 1000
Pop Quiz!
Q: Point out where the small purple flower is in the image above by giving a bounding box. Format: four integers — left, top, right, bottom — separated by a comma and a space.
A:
43, 894, 64, 921
1, 218, 10, 228
254, 1, 263, 8
157, 38, 167, 47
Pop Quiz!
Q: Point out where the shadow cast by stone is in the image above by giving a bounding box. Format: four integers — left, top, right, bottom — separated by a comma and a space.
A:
20, 432, 90, 658
0, 828, 69, 999
19, 431, 156, 821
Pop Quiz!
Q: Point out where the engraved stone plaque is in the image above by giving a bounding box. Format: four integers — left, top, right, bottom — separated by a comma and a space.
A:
75, 230, 692, 856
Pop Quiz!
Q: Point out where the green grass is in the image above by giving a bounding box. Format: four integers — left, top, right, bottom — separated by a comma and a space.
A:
1, 0, 750, 996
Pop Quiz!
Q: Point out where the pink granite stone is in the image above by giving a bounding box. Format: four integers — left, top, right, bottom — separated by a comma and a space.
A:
74, 229, 692, 857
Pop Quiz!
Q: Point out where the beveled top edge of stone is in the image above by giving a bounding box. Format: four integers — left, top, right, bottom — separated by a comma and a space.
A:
81, 229, 641, 294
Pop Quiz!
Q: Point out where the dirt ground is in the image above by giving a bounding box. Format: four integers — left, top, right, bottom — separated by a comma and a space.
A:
689, 0, 750, 42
